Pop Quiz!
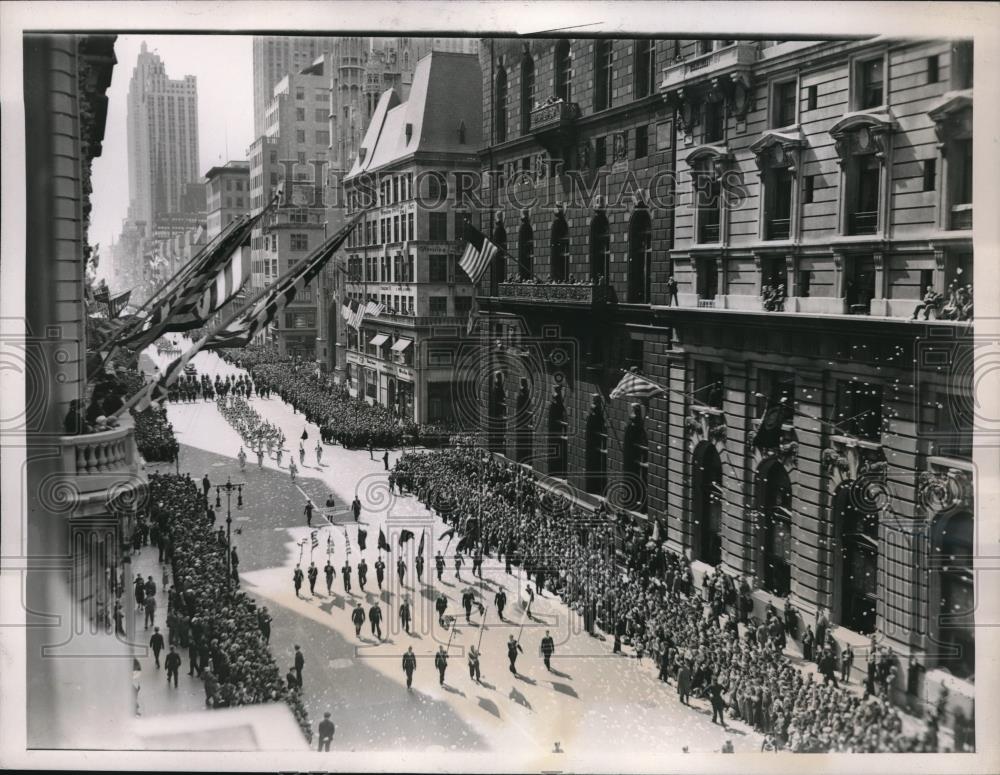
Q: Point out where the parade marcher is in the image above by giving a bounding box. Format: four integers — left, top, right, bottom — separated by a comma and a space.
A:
294, 645, 305, 688
369, 602, 383, 640
164, 646, 181, 688
525, 584, 535, 619
435, 552, 445, 582
289, 458, 298, 482
435, 646, 448, 685
238, 446, 247, 472
299, 439, 306, 465
304, 500, 314, 527
436, 593, 448, 627
677, 660, 692, 705
149, 627, 164, 668
507, 635, 524, 675
468, 645, 482, 683
494, 588, 507, 621
397, 557, 406, 587
383, 449, 390, 471
202, 474, 211, 498
351, 602, 366, 638
315, 439, 323, 466
709, 675, 727, 727
256, 447, 264, 469
341, 560, 352, 594
352, 496, 362, 523
462, 588, 475, 624
540, 630, 555, 671
454, 554, 463, 580
399, 597, 412, 635
317, 712, 335, 752
375, 557, 386, 590
357, 558, 368, 591
324, 560, 335, 595
259, 607, 272, 644
472, 548, 483, 579
841, 643, 855, 684
415, 552, 425, 583
293, 565, 304, 598
308, 562, 318, 595
402, 646, 417, 689
276, 446, 283, 467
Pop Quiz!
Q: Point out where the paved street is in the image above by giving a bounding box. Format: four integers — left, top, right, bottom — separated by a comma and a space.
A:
143, 343, 764, 755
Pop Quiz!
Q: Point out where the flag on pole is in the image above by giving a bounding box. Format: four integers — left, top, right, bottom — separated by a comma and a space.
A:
348, 299, 365, 329
417, 531, 425, 556
341, 298, 352, 321
439, 527, 456, 543
398, 529, 415, 547
365, 300, 385, 318
609, 370, 667, 400
107, 289, 132, 319
357, 527, 368, 549
326, 533, 334, 555
378, 528, 390, 553
458, 222, 500, 285
311, 530, 319, 549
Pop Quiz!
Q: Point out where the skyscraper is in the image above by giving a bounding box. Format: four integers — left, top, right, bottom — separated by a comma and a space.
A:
252, 36, 338, 137
125, 41, 200, 237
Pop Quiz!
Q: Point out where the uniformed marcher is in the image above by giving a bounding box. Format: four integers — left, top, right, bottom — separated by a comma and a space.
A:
351, 496, 362, 522
307, 562, 318, 595
454, 554, 463, 580
304, 500, 314, 527
540, 630, 555, 671
415, 553, 425, 582
402, 646, 417, 689
472, 549, 483, 578
435, 552, 445, 581
399, 597, 412, 635
396, 557, 406, 587
462, 588, 475, 623
468, 645, 482, 683
494, 589, 507, 621
293, 565, 304, 598
351, 603, 366, 638
435, 593, 448, 626
164, 646, 181, 688
435, 646, 448, 685
294, 645, 305, 688
341, 561, 352, 594
507, 635, 524, 674
369, 602, 383, 640
324, 561, 335, 595
357, 558, 368, 591
375, 557, 386, 590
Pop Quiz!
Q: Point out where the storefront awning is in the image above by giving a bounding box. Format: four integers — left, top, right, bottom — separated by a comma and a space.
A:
391, 338, 413, 352
369, 334, 389, 347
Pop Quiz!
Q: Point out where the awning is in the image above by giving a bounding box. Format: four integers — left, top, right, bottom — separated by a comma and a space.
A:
369, 334, 389, 347
391, 338, 413, 352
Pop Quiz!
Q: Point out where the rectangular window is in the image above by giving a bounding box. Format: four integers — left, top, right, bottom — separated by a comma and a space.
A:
923, 159, 937, 192
296, 107, 306, 121
296, 87, 305, 100
595, 136, 607, 167
316, 130, 330, 145
704, 100, 724, 143
290, 233, 308, 251
773, 80, 797, 128
454, 295, 473, 315
594, 40, 613, 111
635, 125, 649, 158
807, 84, 818, 111
429, 254, 448, 282
798, 269, 811, 298
803, 174, 815, 204
765, 168, 793, 240
858, 57, 884, 110
849, 156, 880, 235
429, 296, 448, 316
428, 212, 448, 241
315, 108, 327, 122
393, 215, 400, 243
927, 54, 940, 84
835, 380, 883, 440
407, 212, 415, 240
635, 38, 655, 98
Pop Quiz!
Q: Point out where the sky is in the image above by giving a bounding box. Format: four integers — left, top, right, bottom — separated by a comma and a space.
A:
90, 34, 254, 266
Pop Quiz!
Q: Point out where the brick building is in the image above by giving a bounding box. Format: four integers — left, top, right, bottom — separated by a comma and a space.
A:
475, 36, 975, 715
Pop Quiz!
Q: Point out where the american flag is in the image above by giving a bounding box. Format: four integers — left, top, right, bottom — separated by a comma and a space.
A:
348, 299, 365, 329
311, 530, 319, 549
458, 222, 500, 285
365, 300, 385, 318
609, 370, 667, 400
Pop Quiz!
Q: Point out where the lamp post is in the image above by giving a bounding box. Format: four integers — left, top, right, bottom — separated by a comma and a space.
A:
216, 476, 245, 587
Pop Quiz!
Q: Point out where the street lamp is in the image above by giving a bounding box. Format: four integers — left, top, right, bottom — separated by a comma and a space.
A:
215, 476, 245, 587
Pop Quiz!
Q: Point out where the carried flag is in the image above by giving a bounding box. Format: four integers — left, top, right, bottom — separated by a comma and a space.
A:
357, 527, 368, 549
439, 527, 456, 543
311, 530, 319, 550
417, 531, 425, 556
398, 529, 415, 547
458, 222, 500, 285
327, 533, 334, 555
378, 528, 390, 553
609, 370, 666, 401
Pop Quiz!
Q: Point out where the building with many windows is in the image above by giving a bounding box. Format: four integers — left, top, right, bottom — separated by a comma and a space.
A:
474, 36, 975, 719
341, 50, 482, 422
204, 160, 251, 238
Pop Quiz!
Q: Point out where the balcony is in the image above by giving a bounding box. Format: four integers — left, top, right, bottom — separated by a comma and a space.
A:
528, 97, 580, 153
765, 217, 791, 241
848, 210, 879, 236
58, 418, 146, 510
496, 281, 608, 306
660, 42, 759, 93
950, 204, 972, 231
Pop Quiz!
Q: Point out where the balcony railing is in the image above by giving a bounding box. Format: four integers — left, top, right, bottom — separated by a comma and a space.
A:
849, 210, 879, 235
698, 221, 721, 243
497, 281, 607, 305
661, 42, 759, 91
765, 217, 791, 241
950, 205, 972, 231
529, 98, 581, 133
59, 418, 144, 503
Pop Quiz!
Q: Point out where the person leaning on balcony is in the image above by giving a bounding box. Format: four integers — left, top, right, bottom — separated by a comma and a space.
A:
63, 399, 90, 435
666, 275, 679, 306
911, 286, 942, 320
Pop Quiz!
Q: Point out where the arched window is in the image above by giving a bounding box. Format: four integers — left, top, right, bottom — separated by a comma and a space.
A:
931, 509, 974, 679
594, 40, 613, 111
550, 214, 569, 281
520, 54, 535, 134
491, 220, 507, 291
518, 219, 534, 279
627, 208, 652, 303
692, 441, 723, 565
555, 41, 572, 103
590, 212, 610, 282
756, 460, 792, 596
584, 394, 608, 495
834, 482, 879, 634
495, 69, 508, 143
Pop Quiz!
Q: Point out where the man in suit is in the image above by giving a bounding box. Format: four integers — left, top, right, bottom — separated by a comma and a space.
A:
164, 646, 181, 688
677, 660, 692, 705
399, 597, 412, 635
352, 496, 362, 522
383, 450, 390, 471
709, 675, 727, 727
258, 607, 271, 644
435, 646, 449, 685
341, 561, 352, 594
435, 552, 446, 581
436, 593, 448, 627
324, 561, 335, 595
462, 588, 475, 624
540, 630, 555, 671
507, 635, 524, 674
317, 712, 335, 752
308, 562, 318, 595
369, 602, 383, 640
294, 645, 305, 688
375, 557, 386, 590
357, 558, 368, 591
149, 627, 165, 668
351, 603, 366, 638
143, 594, 157, 630
396, 557, 407, 587
202, 474, 211, 498
402, 646, 417, 689
494, 589, 507, 621
293, 565, 304, 598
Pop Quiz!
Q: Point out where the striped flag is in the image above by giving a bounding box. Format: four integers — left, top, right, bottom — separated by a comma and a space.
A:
348, 299, 365, 329
192, 242, 251, 321
311, 530, 319, 549
609, 370, 667, 400
458, 222, 500, 285
341, 298, 352, 322
466, 307, 478, 336
365, 300, 385, 318
107, 289, 132, 319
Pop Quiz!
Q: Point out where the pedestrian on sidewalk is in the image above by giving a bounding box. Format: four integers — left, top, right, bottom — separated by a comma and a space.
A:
357, 558, 368, 591
540, 630, 555, 671
352, 496, 362, 522
149, 627, 164, 668
397, 557, 406, 587
294, 645, 305, 688
308, 562, 318, 595
293, 565, 304, 598
399, 597, 412, 635
143, 594, 157, 630
317, 712, 335, 752
369, 602, 383, 640
402, 646, 416, 689
133, 573, 145, 612
435, 646, 448, 685
202, 474, 211, 498
351, 603, 366, 638
341, 560, 353, 594
304, 500, 314, 527
375, 557, 386, 590
507, 635, 523, 674
324, 560, 335, 595
383, 450, 390, 471
164, 646, 181, 688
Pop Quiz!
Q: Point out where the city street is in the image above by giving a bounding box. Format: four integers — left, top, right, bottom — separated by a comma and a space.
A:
146, 343, 763, 755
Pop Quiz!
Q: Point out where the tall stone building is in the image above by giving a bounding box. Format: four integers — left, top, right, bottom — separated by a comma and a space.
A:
205, 160, 251, 238
125, 42, 200, 235
252, 36, 337, 137
475, 36, 975, 717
